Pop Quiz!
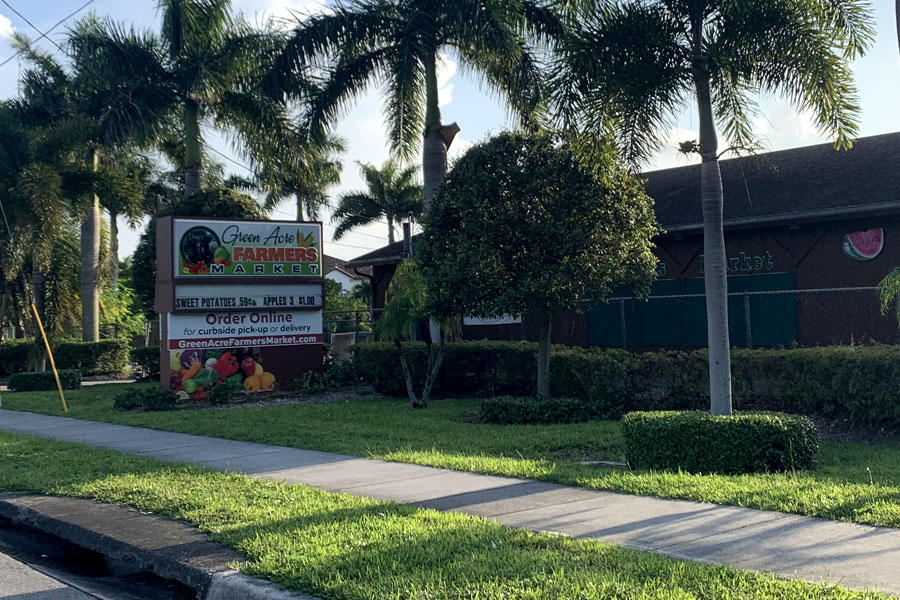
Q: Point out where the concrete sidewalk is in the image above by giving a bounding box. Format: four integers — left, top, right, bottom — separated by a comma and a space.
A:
1, 409, 898, 596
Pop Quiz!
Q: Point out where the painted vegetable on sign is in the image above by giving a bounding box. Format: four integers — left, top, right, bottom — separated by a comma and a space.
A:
843, 228, 884, 261
168, 347, 276, 400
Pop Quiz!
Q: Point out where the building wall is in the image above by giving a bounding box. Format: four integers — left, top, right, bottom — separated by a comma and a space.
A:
372, 215, 900, 348
326, 269, 361, 291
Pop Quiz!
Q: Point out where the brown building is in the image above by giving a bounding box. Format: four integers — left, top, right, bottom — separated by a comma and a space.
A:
346, 132, 900, 348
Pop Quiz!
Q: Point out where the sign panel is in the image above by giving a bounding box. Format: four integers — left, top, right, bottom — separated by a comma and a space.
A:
167, 310, 323, 350
174, 283, 323, 312
463, 315, 522, 326
173, 218, 322, 278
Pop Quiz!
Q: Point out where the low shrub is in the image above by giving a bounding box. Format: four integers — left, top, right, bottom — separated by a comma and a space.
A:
354, 342, 900, 427
53, 339, 130, 376
113, 388, 177, 411
480, 396, 604, 425
7, 369, 82, 392
131, 347, 160, 377
623, 411, 820, 474
0, 340, 31, 377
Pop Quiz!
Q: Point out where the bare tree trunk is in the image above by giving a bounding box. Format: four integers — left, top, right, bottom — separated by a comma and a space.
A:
395, 339, 420, 408
420, 334, 445, 408
695, 67, 733, 416
536, 312, 552, 401
81, 149, 101, 342
31, 263, 46, 372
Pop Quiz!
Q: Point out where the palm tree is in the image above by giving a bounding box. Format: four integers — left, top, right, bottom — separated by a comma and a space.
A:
267, 0, 561, 213
550, 0, 873, 415
258, 132, 346, 221
333, 159, 423, 244
68, 1, 292, 198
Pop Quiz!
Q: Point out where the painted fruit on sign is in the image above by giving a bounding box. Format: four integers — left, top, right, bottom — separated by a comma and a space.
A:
843, 228, 884, 261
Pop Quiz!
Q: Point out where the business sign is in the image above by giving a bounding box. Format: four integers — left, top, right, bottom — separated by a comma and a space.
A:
174, 218, 322, 278
174, 283, 323, 312
463, 315, 522, 326
167, 310, 323, 350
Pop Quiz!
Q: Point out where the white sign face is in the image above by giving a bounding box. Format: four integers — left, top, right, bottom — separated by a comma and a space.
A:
463, 315, 522, 326
174, 284, 323, 312
167, 310, 323, 350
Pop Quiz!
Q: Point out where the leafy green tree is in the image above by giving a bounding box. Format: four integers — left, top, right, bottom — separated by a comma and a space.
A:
420, 133, 659, 401
376, 259, 453, 408
68, 1, 292, 198
268, 0, 562, 213
333, 159, 422, 244
324, 279, 372, 336
549, 0, 873, 414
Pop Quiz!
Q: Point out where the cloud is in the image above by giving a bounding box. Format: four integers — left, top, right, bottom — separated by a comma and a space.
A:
0, 12, 14, 38
232, 0, 327, 27
437, 52, 457, 108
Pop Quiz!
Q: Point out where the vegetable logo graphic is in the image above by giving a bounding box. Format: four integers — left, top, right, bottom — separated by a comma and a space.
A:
842, 228, 883, 261
180, 226, 220, 274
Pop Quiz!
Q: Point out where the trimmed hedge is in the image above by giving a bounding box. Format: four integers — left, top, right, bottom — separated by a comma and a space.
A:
623, 411, 820, 474
8, 369, 82, 392
0, 340, 31, 377
354, 341, 900, 427
53, 339, 130, 376
131, 346, 160, 377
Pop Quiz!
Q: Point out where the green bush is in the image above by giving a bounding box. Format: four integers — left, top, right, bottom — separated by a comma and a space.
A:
8, 369, 82, 392
53, 340, 130, 376
481, 396, 606, 425
0, 340, 32, 377
353, 341, 900, 427
113, 388, 177, 411
623, 411, 820, 474
131, 347, 160, 377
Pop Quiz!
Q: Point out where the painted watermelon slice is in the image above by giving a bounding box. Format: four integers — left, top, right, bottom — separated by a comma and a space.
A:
842, 228, 884, 261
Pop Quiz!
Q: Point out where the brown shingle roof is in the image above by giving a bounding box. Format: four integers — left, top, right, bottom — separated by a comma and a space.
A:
323, 254, 372, 278
346, 132, 900, 266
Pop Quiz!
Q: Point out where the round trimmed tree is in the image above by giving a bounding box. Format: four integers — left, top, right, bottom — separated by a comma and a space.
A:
420, 133, 660, 400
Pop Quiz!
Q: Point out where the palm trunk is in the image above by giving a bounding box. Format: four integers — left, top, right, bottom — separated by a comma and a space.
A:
81, 148, 101, 342
896, 0, 900, 56
422, 55, 447, 213
695, 70, 733, 416
296, 194, 304, 222
31, 263, 46, 372
536, 311, 552, 401
184, 101, 204, 198
109, 209, 120, 285
387, 214, 395, 245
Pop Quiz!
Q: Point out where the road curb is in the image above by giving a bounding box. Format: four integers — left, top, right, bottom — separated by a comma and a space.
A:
208, 570, 321, 600
0, 494, 320, 600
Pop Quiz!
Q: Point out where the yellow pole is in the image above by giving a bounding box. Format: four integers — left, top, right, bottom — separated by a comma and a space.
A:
30, 303, 68, 414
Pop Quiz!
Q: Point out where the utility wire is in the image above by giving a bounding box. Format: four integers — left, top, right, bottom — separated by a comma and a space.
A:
0, 0, 96, 68
7, 1, 390, 253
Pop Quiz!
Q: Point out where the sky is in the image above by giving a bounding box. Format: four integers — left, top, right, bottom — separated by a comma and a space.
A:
0, 0, 898, 261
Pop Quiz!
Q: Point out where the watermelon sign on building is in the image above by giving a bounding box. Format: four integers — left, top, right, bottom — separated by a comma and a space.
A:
157, 217, 324, 400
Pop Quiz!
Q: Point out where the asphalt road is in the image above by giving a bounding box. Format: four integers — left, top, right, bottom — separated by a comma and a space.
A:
0, 549, 95, 599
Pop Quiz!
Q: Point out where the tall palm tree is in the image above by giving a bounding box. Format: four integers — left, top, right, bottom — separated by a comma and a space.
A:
333, 159, 423, 244
8, 34, 112, 342
68, 1, 292, 198
258, 132, 346, 222
267, 0, 561, 213
550, 0, 873, 415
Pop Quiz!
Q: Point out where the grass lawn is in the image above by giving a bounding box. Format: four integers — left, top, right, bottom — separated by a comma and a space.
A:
0, 430, 886, 599
6, 384, 900, 529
